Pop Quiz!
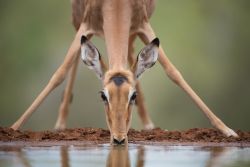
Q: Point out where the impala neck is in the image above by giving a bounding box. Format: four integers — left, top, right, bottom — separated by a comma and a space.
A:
103, 0, 132, 70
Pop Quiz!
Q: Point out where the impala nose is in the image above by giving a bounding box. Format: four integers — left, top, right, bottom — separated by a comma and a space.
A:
113, 137, 126, 145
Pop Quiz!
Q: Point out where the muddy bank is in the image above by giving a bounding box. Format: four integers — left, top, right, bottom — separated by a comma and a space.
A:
0, 127, 249, 145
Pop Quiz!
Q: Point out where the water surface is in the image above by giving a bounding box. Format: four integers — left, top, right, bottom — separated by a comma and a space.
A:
0, 144, 250, 167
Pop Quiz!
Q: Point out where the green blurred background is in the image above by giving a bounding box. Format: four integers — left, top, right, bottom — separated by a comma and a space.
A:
0, 0, 249, 131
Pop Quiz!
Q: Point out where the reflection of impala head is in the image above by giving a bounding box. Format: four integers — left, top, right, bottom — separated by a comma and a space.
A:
81, 36, 159, 145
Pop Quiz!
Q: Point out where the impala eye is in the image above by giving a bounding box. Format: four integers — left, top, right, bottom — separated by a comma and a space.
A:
130, 91, 137, 102
99, 91, 108, 103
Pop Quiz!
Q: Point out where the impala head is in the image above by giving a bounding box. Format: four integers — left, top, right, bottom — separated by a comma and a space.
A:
80, 36, 159, 145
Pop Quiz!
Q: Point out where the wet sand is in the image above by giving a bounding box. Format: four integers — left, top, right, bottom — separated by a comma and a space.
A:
0, 127, 249, 147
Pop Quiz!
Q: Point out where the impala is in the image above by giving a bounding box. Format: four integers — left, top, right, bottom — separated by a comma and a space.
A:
11, 0, 238, 145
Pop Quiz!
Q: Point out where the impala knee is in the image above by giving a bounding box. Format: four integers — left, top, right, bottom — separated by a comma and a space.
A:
166, 67, 183, 85
50, 68, 67, 88
61, 91, 74, 104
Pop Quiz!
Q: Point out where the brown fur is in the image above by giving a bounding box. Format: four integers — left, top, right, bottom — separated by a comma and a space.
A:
103, 70, 134, 142
103, 70, 134, 86
11, 0, 238, 142
71, 0, 155, 32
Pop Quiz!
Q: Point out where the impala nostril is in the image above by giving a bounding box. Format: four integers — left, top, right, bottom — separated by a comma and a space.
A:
113, 138, 126, 145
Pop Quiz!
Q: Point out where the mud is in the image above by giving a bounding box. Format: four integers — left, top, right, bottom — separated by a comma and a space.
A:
0, 127, 249, 146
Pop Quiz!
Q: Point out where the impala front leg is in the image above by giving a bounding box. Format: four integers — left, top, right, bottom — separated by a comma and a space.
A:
138, 23, 238, 137
11, 24, 91, 130
128, 35, 154, 129
54, 54, 80, 130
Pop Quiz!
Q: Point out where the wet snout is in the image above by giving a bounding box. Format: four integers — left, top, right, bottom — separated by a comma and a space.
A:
112, 133, 127, 145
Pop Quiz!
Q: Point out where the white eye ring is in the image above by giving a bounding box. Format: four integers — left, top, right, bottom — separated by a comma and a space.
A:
101, 88, 109, 103
128, 89, 137, 103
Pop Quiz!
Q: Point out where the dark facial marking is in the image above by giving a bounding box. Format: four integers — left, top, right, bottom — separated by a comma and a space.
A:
111, 76, 128, 86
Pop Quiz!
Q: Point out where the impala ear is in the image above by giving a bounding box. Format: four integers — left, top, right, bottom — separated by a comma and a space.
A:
133, 38, 159, 79
80, 35, 104, 79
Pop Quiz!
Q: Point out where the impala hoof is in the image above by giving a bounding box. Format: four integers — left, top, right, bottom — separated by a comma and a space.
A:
54, 122, 66, 130
223, 128, 239, 138
144, 122, 154, 130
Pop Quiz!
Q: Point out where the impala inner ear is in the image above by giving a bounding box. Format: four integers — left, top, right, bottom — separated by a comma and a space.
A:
80, 35, 104, 79
133, 38, 159, 79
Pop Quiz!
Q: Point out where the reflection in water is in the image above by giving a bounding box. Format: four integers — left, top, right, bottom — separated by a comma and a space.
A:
136, 146, 145, 167
0, 145, 250, 167
205, 147, 250, 167
15, 148, 31, 167
206, 147, 227, 167
60, 146, 70, 167
106, 146, 130, 167
106, 146, 145, 167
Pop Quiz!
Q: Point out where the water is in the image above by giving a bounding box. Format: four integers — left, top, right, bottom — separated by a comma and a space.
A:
0, 144, 250, 167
